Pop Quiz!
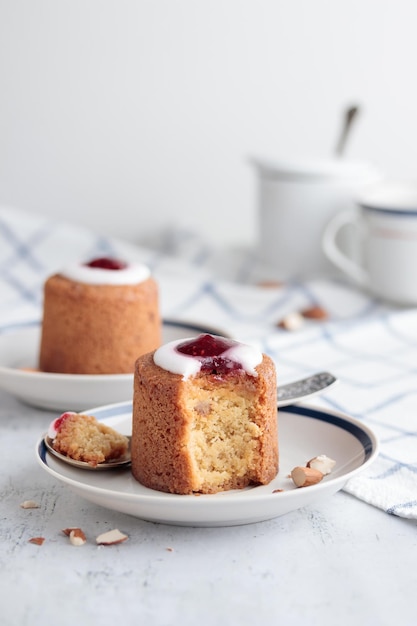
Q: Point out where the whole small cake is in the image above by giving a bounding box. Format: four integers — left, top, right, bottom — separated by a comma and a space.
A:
39, 257, 161, 374
48, 412, 129, 467
131, 334, 278, 494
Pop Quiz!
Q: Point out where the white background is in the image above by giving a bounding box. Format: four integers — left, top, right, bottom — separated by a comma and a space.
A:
1, 0, 417, 247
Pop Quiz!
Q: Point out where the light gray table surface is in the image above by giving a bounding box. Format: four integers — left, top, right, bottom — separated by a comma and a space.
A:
1, 389, 416, 626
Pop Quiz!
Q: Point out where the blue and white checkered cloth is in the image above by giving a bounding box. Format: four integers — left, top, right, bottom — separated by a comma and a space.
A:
1, 205, 417, 519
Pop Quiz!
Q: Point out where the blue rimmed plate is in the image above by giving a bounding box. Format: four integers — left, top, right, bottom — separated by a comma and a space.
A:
36, 402, 379, 527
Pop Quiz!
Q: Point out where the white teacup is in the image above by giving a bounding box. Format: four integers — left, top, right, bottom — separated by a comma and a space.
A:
252, 156, 380, 279
323, 180, 417, 305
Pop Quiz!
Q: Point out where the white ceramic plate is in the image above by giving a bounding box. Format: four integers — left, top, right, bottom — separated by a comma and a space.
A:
0, 320, 230, 411
35, 402, 379, 527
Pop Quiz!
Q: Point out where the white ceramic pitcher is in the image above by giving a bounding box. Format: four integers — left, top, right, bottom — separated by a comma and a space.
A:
252, 156, 380, 280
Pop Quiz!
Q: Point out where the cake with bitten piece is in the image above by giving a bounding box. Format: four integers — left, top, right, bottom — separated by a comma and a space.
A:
131, 334, 278, 494
48, 412, 129, 467
39, 257, 161, 374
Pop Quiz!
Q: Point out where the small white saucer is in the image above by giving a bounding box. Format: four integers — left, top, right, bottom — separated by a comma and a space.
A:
36, 401, 379, 527
0, 320, 230, 412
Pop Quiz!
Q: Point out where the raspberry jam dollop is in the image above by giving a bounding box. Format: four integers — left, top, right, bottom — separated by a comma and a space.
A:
60, 258, 150, 285
85, 257, 127, 270
47, 412, 76, 440
153, 334, 263, 380
176, 334, 241, 375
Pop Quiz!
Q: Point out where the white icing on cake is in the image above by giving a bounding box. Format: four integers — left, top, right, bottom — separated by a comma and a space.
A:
60, 262, 150, 285
224, 344, 263, 376
153, 336, 262, 380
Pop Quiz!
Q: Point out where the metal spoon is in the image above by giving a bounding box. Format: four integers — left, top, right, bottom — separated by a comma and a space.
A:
334, 104, 360, 156
43, 436, 132, 470
44, 371, 337, 470
277, 371, 337, 407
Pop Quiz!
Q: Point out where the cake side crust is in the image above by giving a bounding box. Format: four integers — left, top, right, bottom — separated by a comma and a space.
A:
39, 274, 161, 374
131, 351, 278, 494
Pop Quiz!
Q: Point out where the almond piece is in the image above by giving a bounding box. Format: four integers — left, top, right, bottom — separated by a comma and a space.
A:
307, 454, 336, 475
278, 312, 305, 331
257, 280, 284, 289
291, 466, 324, 488
20, 500, 40, 509
65, 528, 87, 546
96, 529, 128, 545
62, 527, 85, 536
301, 305, 328, 320
28, 537, 45, 545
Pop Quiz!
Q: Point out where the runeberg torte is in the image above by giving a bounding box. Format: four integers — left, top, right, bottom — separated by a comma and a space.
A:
39, 257, 161, 374
131, 334, 278, 494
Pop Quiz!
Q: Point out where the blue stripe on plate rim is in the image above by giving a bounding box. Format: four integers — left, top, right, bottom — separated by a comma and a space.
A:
162, 318, 232, 338
284, 404, 375, 460
361, 203, 417, 217
0, 317, 232, 336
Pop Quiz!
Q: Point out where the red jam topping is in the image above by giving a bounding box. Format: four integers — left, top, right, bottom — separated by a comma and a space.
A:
53, 411, 73, 432
176, 334, 241, 375
85, 257, 127, 270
